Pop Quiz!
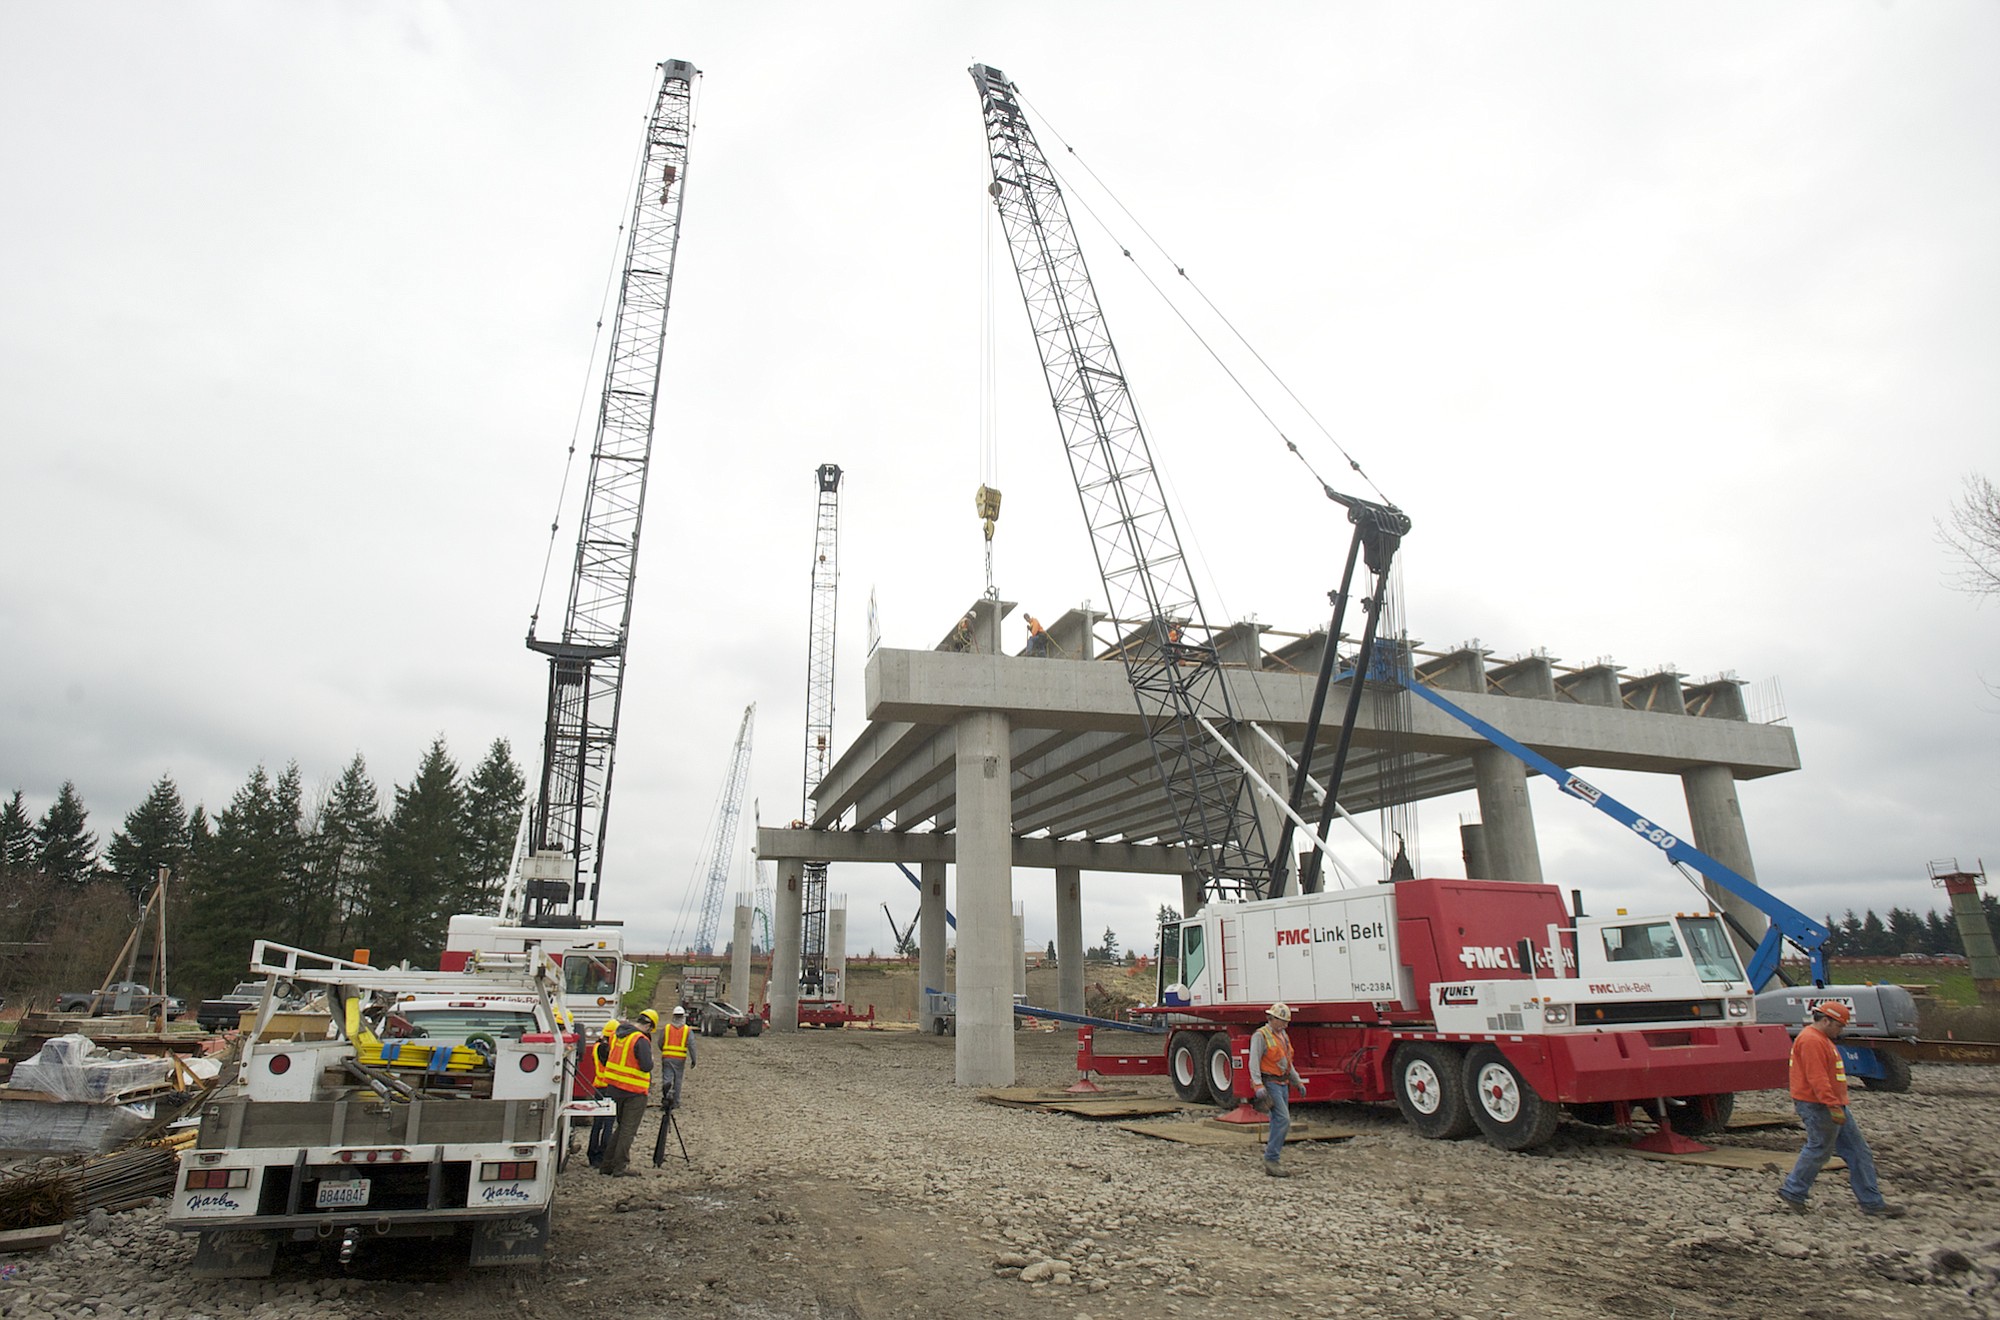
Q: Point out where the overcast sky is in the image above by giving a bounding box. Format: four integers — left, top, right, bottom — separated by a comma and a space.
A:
3, 3, 1995, 969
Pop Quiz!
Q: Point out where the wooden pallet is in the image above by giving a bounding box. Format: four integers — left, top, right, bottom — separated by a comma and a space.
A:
1116, 1117, 1360, 1146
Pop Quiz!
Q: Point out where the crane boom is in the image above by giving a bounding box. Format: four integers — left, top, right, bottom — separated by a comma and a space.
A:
799, 463, 842, 993
690, 704, 756, 955
523, 58, 699, 924
969, 64, 1272, 900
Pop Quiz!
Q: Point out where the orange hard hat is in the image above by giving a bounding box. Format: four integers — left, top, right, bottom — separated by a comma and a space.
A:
1811, 1000, 1852, 1025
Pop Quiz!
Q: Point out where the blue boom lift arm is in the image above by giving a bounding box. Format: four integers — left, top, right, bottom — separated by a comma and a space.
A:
1397, 678, 1832, 988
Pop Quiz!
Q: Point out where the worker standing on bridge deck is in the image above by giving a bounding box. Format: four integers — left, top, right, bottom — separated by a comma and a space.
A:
1778, 1001, 1905, 1217
1250, 1002, 1306, 1177
598, 1016, 655, 1177
1025, 614, 1049, 657
659, 1005, 696, 1104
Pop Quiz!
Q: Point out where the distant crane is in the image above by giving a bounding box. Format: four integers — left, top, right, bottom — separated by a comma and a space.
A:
507, 59, 700, 925
798, 463, 843, 996
687, 704, 756, 955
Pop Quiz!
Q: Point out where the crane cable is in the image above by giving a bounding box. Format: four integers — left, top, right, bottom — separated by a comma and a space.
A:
530, 74, 673, 639
1014, 89, 1393, 511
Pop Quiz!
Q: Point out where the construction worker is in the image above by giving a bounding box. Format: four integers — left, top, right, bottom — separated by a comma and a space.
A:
1025, 614, 1049, 658
583, 1019, 618, 1166
659, 1005, 697, 1105
1778, 1000, 1906, 1217
1249, 1002, 1307, 1177
596, 1015, 655, 1177
950, 612, 975, 653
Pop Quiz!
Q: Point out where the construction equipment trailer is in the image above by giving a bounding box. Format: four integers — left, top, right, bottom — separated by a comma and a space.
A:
1084, 877, 1784, 1151
168, 942, 591, 1277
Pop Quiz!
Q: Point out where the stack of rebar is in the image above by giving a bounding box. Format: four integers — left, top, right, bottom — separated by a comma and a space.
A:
0, 1138, 184, 1232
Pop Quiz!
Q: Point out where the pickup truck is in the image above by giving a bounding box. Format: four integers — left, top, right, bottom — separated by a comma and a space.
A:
166, 942, 601, 1278
54, 981, 186, 1018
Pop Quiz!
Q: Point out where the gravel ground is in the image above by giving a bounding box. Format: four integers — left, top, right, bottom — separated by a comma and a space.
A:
4, 1026, 1998, 1319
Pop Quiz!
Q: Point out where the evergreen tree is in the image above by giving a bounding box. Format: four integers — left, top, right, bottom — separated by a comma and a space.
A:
105, 774, 190, 903
183, 766, 295, 996
1859, 910, 1890, 956
460, 739, 525, 916
311, 755, 381, 952
1100, 926, 1120, 962
364, 738, 467, 967
35, 781, 99, 886
1837, 910, 1863, 955
1885, 906, 1924, 956
1924, 909, 1956, 956
1, 790, 35, 871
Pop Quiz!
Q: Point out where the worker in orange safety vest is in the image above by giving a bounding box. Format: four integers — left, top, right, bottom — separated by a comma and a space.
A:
1249, 1002, 1306, 1177
659, 1005, 697, 1105
596, 1015, 655, 1177
1778, 1000, 1905, 1217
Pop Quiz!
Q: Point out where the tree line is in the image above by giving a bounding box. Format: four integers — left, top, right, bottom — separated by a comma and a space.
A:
0, 736, 524, 1005
1819, 899, 1999, 961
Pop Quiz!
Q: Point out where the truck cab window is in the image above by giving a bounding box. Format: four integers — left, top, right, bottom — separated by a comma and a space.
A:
1676, 916, 1745, 982
1182, 925, 1205, 986
1602, 921, 1681, 962
564, 957, 619, 997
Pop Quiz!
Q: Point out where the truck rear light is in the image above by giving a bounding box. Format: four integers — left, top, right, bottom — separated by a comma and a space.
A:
266, 1053, 291, 1075
478, 1161, 538, 1181
184, 1168, 249, 1190
519, 1053, 542, 1073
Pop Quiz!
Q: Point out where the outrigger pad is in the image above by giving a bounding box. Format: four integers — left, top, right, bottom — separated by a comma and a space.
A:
190, 1228, 279, 1279
470, 1208, 551, 1268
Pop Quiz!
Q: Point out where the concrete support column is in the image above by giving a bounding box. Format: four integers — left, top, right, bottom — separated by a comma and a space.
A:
1055, 866, 1085, 1017
1460, 822, 1491, 881
1012, 902, 1027, 1001
729, 897, 753, 1008
1681, 764, 1772, 977
954, 709, 1015, 1086
771, 860, 803, 1033
1181, 872, 1206, 920
827, 898, 848, 1001
919, 861, 949, 1032
1472, 746, 1544, 883
1243, 734, 1296, 894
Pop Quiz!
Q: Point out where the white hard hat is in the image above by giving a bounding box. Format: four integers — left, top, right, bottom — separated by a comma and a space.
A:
671, 1005, 687, 1018
1267, 1002, 1293, 1022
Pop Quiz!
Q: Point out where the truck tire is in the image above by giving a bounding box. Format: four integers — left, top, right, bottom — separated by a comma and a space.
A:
1462, 1045, 1560, 1152
1201, 1033, 1237, 1108
1655, 1092, 1735, 1135
1392, 1042, 1475, 1140
1862, 1050, 1913, 1093
1168, 1033, 1206, 1103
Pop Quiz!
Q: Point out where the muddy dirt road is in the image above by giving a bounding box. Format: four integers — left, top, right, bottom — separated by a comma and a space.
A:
7, 1025, 1999, 1319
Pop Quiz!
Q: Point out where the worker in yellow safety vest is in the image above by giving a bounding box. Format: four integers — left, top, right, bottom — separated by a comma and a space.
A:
596, 1016, 655, 1177
659, 1005, 697, 1105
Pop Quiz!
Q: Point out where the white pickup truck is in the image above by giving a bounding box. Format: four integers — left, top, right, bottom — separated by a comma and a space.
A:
167, 942, 604, 1277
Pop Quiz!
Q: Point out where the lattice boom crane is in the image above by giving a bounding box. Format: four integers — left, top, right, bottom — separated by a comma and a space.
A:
799, 463, 842, 994
517, 59, 699, 924
968, 64, 1273, 901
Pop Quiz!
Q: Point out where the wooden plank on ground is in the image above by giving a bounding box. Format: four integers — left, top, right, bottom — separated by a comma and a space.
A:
1724, 1109, 1797, 1131
0, 1224, 65, 1254
979, 1086, 1139, 1107
1625, 1144, 1840, 1172
1037, 1098, 1186, 1119
1117, 1118, 1359, 1146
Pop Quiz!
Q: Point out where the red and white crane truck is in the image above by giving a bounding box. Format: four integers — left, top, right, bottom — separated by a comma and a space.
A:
1083, 876, 1790, 1151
